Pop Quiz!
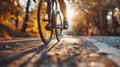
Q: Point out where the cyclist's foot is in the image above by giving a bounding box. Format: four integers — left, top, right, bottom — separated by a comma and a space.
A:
45, 23, 52, 31
63, 19, 69, 30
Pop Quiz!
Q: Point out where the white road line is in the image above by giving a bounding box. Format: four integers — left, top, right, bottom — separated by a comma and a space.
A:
82, 37, 120, 66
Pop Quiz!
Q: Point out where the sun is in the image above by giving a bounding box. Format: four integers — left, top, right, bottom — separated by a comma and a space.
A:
67, 7, 75, 22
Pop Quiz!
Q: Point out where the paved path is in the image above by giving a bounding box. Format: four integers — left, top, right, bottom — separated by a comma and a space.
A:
0, 36, 120, 67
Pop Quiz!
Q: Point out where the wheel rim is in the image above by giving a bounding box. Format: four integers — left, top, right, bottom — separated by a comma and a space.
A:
55, 12, 63, 41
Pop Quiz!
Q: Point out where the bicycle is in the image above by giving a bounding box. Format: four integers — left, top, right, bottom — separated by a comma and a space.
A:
37, 0, 63, 44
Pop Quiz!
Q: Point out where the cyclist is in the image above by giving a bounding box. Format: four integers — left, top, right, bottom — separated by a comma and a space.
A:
33, 0, 69, 30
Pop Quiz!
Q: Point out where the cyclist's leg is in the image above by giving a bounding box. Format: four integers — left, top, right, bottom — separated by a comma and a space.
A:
46, 0, 55, 30
47, 0, 54, 18
58, 0, 69, 29
58, 0, 67, 19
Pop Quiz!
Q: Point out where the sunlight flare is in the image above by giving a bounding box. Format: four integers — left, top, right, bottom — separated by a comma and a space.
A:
66, 7, 75, 23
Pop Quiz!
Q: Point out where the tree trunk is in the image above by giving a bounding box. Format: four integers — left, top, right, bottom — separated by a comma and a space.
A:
111, 7, 119, 35
21, 0, 30, 32
15, 4, 20, 28
98, 0, 108, 35
98, 0, 103, 35
102, 7, 110, 35
15, 13, 19, 28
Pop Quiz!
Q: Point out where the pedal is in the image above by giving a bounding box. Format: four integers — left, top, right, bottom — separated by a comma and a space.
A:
56, 25, 62, 29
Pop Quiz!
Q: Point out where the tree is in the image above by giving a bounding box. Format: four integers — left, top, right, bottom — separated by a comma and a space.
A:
69, 0, 120, 36
15, 3, 20, 28
21, 0, 31, 32
0, 0, 21, 27
106, 0, 120, 35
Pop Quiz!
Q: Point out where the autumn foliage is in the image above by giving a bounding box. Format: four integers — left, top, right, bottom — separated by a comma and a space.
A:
68, 0, 120, 36
0, 0, 120, 38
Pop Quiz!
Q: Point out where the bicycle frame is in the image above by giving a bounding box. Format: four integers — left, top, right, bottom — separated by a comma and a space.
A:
45, 0, 59, 24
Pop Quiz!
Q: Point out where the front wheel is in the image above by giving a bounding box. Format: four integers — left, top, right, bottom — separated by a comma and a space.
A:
37, 0, 53, 44
55, 11, 63, 42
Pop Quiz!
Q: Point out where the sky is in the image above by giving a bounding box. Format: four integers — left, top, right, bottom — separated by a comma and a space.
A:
20, 0, 36, 11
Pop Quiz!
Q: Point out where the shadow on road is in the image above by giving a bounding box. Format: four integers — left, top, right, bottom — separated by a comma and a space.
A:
0, 41, 59, 67
20, 42, 59, 67
35, 42, 59, 63
0, 37, 119, 67
0, 44, 47, 66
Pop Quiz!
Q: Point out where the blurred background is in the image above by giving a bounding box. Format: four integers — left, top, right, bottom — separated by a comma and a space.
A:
0, 0, 120, 39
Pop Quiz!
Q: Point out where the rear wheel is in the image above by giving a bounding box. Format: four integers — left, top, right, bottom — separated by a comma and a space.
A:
37, 0, 53, 44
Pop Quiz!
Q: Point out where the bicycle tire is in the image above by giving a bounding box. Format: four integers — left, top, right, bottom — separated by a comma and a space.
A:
37, 0, 53, 44
54, 11, 63, 42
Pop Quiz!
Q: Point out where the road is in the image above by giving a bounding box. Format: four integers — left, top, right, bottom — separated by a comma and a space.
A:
0, 36, 120, 67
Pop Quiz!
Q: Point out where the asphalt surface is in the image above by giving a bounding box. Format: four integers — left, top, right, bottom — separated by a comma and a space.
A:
0, 36, 120, 67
